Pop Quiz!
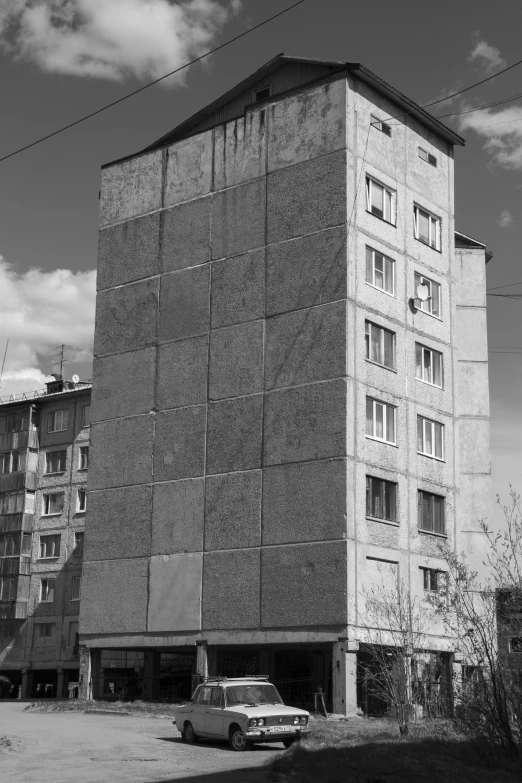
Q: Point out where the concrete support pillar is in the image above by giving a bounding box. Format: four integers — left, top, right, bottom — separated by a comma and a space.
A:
207, 647, 218, 678
90, 649, 102, 700
259, 650, 276, 682
21, 668, 33, 700
196, 641, 208, 681
79, 647, 102, 700
142, 652, 161, 701
332, 640, 358, 716
56, 667, 64, 700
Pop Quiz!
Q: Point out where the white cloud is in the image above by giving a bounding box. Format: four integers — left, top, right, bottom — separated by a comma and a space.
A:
497, 209, 513, 228
459, 104, 522, 170
0, 0, 240, 84
468, 37, 506, 75
0, 257, 96, 399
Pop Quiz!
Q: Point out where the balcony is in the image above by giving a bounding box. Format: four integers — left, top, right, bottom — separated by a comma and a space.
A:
0, 430, 39, 452
0, 601, 28, 620
0, 513, 34, 533
0, 557, 31, 576
0, 471, 38, 493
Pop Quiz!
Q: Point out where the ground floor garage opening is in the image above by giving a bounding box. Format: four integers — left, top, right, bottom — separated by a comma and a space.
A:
0, 670, 21, 698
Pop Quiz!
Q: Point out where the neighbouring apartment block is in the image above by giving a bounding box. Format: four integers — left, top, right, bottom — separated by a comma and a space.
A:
79, 55, 493, 714
0, 378, 91, 698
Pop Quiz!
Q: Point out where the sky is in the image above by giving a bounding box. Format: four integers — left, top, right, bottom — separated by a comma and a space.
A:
0, 0, 521, 519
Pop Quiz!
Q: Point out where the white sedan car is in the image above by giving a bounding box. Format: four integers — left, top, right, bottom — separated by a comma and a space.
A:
173, 676, 310, 751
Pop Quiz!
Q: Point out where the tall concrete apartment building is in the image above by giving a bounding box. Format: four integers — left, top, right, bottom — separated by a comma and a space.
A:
80, 55, 492, 714
0, 379, 91, 698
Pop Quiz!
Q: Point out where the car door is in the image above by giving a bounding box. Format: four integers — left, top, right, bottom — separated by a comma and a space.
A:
192, 686, 212, 735
204, 687, 225, 738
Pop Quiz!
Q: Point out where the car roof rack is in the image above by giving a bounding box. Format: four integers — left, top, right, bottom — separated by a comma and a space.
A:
203, 675, 270, 683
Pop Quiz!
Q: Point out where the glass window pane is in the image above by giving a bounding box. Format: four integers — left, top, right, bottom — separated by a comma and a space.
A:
418, 210, 430, 243
434, 497, 443, 533
433, 353, 442, 387
435, 423, 443, 459
365, 327, 370, 359
372, 478, 382, 518
385, 190, 392, 223
371, 182, 384, 218
386, 405, 395, 443
431, 282, 440, 316
384, 257, 393, 293
430, 217, 438, 248
423, 494, 431, 530
374, 253, 384, 288
366, 247, 373, 284
366, 477, 371, 516
375, 404, 384, 439
425, 421, 433, 454
417, 417, 423, 452
385, 481, 396, 521
366, 398, 373, 436
371, 325, 382, 363
384, 330, 394, 368
415, 344, 422, 379
423, 349, 431, 382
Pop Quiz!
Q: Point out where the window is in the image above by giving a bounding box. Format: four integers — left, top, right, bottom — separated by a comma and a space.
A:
73, 532, 84, 557
0, 577, 17, 601
370, 114, 392, 137
68, 621, 79, 647
0, 411, 29, 434
366, 397, 396, 444
417, 415, 444, 460
414, 205, 440, 250
418, 491, 445, 534
365, 321, 396, 370
255, 87, 270, 101
37, 623, 54, 638
415, 344, 443, 387
421, 567, 444, 592
196, 686, 212, 705
77, 489, 86, 512
414, 273, 441, 318
0, 451, 22, 474
210, 687, 224, 707
39, 534, 61, 559
366, 476, 397, 522
366, 247, 394, 295
510, 638, 522, 653
79, 446, 89, 470
40, 578, 55, 603
0, 625, 15, 639
71, 576, 81, 601
21, 532, 32, 556
419, 147, 437, 167
0, 491, 24, 515
366, 177, 396, 224
82, 404, 91, 428
48, 409, 69, 433
45, 450, 66, 474
43, 493, 64, 516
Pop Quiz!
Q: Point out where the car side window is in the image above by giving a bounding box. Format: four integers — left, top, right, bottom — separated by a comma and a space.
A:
210, 688, 223, 707
197, 686, 212, 706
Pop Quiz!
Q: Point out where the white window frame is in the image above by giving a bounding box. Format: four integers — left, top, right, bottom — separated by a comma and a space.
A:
79, 446, 89, 471
370, 114, 392, 137
45, 450, 66, 475
47, 409, 69, 433
77, 489, 86, 513
39, 534, 61, 560
417, 415, 444, 460
366, 397, 396, 445
365, 321, 396, 370
414, 272, 441, 319
39, 578, 55, 603
366, 176, 396, 225
421, 567, 445, 592
81, 404, 91, 428
365, 247, 394, 296
414, 204, 441, 250
415, 343, 443, 388
71, 576, 81, 602
418, 147, 437, 167
43, 492, 64, 517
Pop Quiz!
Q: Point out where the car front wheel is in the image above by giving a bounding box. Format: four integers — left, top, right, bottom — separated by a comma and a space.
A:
183, 722, 198, 744
283, 737, 299, 748
229, 725, 253, 752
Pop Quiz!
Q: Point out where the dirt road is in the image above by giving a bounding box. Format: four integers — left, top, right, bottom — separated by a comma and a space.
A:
0, 702, 279, 783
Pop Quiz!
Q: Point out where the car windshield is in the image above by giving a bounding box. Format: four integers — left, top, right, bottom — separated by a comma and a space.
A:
225, 684, 283, 707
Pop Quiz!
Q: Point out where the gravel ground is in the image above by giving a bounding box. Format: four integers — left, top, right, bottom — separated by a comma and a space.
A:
0, 701, 280, 783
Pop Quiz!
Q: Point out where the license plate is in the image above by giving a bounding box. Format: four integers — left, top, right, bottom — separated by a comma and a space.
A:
268, 725, 293, 732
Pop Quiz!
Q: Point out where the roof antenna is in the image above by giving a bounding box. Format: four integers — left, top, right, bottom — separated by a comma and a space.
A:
0, 338, 9, 390
52, 344, 68, 379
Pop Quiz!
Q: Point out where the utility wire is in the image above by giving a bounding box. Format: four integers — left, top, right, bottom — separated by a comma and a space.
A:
0, 0, 306, 165
436, 91, 522, 119
488, 280, 522, 292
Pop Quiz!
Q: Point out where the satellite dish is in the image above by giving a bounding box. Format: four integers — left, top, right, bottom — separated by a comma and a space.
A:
72, 374, 80, 383
416, 284, 430, 302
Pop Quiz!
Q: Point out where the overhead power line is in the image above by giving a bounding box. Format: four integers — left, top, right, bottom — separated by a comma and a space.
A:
487, 280, 522, 292
436, 91, 522, 120
0, 0, 306, 165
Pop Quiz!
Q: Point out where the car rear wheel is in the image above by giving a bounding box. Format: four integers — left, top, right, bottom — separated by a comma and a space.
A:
229, 725, 253, 752
183, 722, 198, 744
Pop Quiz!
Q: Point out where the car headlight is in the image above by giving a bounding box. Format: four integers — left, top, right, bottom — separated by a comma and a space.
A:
248, 718, 258, 727
258, 718, 265, 726
293, 716, 300, 725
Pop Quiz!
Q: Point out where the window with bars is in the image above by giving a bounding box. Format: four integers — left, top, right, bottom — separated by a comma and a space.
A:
366, 397, 396, 444
418, 491, 445, 534
43, 493, 64, 516
414, 272, 441, 318
417, 415, 444, 460
414, 205, 440, 250
418, 147, 437, 167
39, 534, 61, 559
366, 476, 397, 522
45, 450, 66, 474
365, 321, 396, 370
365, 247, 394, 295
366, 177, 396, 224
79, 446, 89, 470
47, 410, 69, 433
40, 578, 55, 603
415, 344, 443, 387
